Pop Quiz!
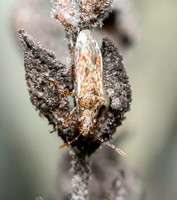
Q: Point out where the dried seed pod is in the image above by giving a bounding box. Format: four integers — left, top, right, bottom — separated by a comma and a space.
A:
102, 38, 131, 114
18, 29, 73, 129
52, 0, 113, 30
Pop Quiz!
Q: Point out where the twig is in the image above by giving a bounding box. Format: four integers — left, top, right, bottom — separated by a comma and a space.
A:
107, 169, 143, 200
70, 148, 91, 200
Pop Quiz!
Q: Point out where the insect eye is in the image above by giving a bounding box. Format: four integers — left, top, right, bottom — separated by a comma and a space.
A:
77, 118, 83, 125
93, 119, 97, 126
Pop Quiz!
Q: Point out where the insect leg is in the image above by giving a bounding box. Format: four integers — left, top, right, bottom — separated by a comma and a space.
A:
60, 132, 82, 149
44, 76, 74, 96
97, 137, 126, 156
51, 107, 76, 133
63, 107, 76, 127
70, 39, 75, 80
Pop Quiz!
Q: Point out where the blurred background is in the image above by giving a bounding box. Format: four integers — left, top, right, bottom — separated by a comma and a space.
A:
0, 0, 177, 200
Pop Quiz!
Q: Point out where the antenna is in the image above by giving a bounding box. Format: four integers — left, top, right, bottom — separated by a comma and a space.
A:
97, 137, 126, 156
59, 134, 126, 157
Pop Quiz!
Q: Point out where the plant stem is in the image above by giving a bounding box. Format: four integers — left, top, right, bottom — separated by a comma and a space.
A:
70, 148, 91, 200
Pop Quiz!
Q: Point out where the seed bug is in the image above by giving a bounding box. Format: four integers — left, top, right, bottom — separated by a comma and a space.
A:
58, 30, 126, 156
75, 30, 104, 136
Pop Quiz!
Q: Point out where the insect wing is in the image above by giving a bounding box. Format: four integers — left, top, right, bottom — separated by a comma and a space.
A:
75, 30, 103, 97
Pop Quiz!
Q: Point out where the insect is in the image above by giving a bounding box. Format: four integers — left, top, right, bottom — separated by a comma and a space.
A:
57, 30, 104, 145
75, 30, 104, 136
57, 30, 126, 156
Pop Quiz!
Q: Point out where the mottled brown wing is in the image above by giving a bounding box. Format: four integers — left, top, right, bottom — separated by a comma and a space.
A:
18, 29, 73, 128
75, 30, 103, 98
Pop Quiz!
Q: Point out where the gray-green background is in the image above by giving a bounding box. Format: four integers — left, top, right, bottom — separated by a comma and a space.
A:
0, 0, 177, 200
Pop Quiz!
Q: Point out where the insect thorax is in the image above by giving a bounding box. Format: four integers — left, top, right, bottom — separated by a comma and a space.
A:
78, 94, 104, 110
78, 109, 96, 136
